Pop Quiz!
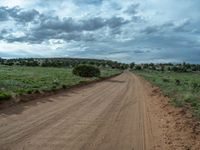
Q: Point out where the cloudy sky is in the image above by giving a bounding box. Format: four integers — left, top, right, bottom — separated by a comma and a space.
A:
0, 0, 200, 63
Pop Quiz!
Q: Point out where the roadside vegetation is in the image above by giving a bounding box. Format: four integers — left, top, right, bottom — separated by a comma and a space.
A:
73, 64, 100, 77
0, 64, 122, 101
134, 69, 200, 118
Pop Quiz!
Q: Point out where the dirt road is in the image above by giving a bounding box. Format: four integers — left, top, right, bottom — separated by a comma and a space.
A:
0, 72, 172, 150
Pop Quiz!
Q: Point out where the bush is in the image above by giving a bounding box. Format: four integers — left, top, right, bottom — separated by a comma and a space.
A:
135, 65, 142, 70
34, 89, 40, 93
175, 79, 181, 85
192, 83, 199, 89
62, 84, 67, 89
162, 78, 170, 82
72, 64, 100, 77
0, 92, 12, 101
27, 90, 33, 94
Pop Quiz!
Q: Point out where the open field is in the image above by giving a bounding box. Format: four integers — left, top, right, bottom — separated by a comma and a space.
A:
135, 70, 200, 117
0, 65, 121, 100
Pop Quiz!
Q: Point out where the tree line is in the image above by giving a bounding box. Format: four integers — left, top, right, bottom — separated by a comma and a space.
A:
130, 62, 200, 72
0, 58, 129, 70
0, 58, 199, 72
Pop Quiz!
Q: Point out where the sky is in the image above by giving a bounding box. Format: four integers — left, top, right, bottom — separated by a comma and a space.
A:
0, 0, 200, 63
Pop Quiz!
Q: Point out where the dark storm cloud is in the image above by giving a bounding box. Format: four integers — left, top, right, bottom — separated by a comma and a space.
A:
81, 17, 106, 31
0, 7, 129, 43
141, 26, 160, 34
108, 50, 131, 54
140, 21, 195, 35
38, 16, 80, 32
11, 9, 39, 22
30, 16, 127, 43
141, 22, 175, 35
0, 7, 9, 21
38, 15, 128, 32
134, 50, 149, 54
106, 16, 128, 28
0, 6, 39, 22
0, 29, 9, 35
173, 20, 193, 33
74, 0, 104, 5
124, 3, 140, 15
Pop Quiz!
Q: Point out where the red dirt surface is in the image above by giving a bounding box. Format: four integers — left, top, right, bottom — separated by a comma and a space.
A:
0, 71, 199, 150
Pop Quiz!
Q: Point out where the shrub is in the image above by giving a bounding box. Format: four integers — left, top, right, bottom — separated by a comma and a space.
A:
175, 79, 181, 85
72, 64, 100, 77
53, 80, 60, 85
34, 89, 40, 93
27, 90, 33, 94
62, 84, 67, 89
0, 92, 12, 101
162, 78, 170, 82
135, 65, 142, 70
172, 98, 185, 107
192, 83, 199, 89
79, 81, 89, 84
52, 85, 57, 89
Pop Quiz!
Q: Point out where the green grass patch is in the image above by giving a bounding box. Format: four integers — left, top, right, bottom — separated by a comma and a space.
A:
0, 65, 122, 101
134, 70, 200, 118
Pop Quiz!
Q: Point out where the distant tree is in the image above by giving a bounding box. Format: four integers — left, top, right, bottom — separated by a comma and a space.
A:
6, 62, 14, 66
1, 57, 128, 70
129, 62, 135, 69
143, 64, 149, 69
161, 65, 165, 72
167, 66, 171, 71
171, 66, 179, 72
152, 66, 156, 70
135, 65, 142, 70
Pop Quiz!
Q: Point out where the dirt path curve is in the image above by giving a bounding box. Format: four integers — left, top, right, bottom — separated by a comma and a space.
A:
0, 71, 167, 150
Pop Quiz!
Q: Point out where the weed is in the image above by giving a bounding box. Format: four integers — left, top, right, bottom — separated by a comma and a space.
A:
172, 98, 185, 107
0, 92, 12, 101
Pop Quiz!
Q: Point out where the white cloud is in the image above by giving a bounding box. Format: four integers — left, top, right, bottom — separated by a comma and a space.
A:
0, 0, 32, 7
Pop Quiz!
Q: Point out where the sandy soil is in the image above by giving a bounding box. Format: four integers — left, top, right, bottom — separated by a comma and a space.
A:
0, 71, 199, 150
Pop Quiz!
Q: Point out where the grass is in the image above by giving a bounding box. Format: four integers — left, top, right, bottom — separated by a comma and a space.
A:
0, 65, 121, 101
0, 92, 12, 101
100, 68, 122, 78
135, 70, 200, 117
